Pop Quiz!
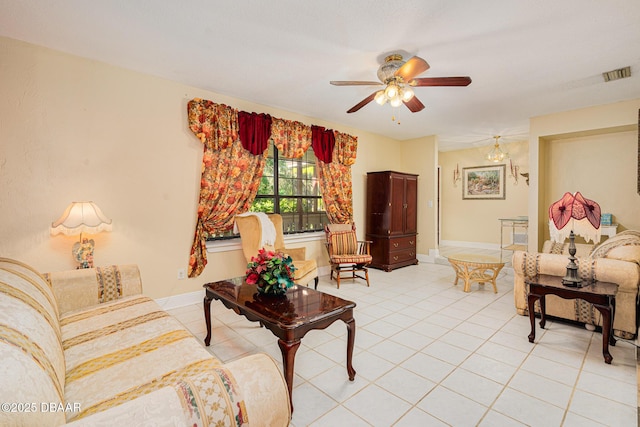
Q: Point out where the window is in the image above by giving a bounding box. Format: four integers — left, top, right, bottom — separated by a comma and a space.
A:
252, 144, 328, 234
208, 143, 328, 241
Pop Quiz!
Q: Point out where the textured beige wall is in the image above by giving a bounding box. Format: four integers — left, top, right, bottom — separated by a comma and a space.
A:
529, 99, 640, 249
400, 136, 438, 254
438, 141, 530, 245
0, 37, 402, 299
542, 131, 639, 240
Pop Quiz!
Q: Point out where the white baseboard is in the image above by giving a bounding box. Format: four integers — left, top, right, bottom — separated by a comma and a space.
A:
155, 290, 203, 310
439, 240, 500, 251
417, 249, 439, 264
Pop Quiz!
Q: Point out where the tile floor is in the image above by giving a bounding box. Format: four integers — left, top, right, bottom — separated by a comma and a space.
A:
168, 254, 637, 426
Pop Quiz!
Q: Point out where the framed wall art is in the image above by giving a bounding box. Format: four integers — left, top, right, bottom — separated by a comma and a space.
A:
463, 164, 506, 200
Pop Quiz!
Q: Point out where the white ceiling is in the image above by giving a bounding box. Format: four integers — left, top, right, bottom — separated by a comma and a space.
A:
2, 1, 639, 150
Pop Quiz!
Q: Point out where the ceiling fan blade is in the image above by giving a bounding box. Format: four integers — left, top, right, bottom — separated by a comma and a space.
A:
395, 56, 430, 82
409, 76, 472, 87
330, 81, 383, 86
347, 92, 377, 113
403, 96, 425, 113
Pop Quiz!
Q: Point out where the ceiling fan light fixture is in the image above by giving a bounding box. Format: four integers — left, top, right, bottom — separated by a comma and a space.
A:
389, 96, 403, 107
384, 83, 399, 99
374, 90, 387, 105
401, 86, 414, 101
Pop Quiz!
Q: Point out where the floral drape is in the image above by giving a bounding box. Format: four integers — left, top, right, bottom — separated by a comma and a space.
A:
186, 98, 359, 277
187, 99, 267, 277
317, 131, 358, 224
270, 118, 312, 159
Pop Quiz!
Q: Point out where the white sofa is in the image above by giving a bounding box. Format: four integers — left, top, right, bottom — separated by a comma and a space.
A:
513, 230, 640, 339
0, 258, 290, 426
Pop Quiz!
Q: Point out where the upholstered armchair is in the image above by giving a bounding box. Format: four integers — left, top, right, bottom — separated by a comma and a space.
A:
235, 213, 319, 288
325, 223, 372, 288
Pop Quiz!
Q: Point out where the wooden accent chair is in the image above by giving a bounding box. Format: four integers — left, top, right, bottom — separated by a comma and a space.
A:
325, 223, 372, 288
235, 213, 319, 289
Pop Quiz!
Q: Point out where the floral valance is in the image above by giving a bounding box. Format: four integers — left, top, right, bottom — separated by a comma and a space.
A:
187, 99, 237, 150
188, 98, 357, 164
333, 131, 358, 166
270, 118, 312, 159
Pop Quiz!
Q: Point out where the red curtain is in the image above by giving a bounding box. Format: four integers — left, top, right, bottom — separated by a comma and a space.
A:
311, 125, 335, 163
238, 111, 272, 155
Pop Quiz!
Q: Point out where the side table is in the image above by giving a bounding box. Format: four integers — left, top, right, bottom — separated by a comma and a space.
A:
526, 275, 618, 364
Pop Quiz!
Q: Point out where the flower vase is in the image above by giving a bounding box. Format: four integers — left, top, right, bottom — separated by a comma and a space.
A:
245, 248, 297, 297
256, 278, 288, 296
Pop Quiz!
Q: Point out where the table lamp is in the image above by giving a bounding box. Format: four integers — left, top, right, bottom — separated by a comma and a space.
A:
548, 192, 601, 287
51, 201, 112, 269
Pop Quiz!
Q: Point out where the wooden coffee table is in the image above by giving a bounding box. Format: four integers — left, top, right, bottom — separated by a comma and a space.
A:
203, 278, 356, 412
447, 253, 505, 293
526, 274, 618, 364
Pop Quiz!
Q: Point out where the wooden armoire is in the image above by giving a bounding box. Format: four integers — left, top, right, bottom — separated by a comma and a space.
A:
366, 171, 418, 271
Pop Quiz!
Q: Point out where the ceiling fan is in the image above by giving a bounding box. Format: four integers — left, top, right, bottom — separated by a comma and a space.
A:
330, 54, 471, 113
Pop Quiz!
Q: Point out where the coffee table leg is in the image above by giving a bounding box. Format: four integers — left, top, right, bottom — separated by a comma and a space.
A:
203, 294, 213, 346
451, 264, 459, 286
490, 266, 503, 293
463, 265, 472, 292
593, 304, 613, 364
528, 293, 539, 343
278, 339, 301, 413
345, 318, 356, 381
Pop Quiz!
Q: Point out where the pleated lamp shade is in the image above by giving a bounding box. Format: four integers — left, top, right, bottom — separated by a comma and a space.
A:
548, 192, 601, 243
51, 202, 112, 236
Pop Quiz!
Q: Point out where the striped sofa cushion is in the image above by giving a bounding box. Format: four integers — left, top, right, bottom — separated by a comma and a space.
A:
61, 295, 248, 424
329, 230, 358, 255
0, 258, 66, 426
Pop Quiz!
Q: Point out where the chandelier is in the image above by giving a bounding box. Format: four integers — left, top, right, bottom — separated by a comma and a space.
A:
373, 54, 415, 108
486, 136, 508, 162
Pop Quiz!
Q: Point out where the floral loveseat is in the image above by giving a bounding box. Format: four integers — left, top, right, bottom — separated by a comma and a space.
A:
0, 258, 290, 426
513, 230, 640, 339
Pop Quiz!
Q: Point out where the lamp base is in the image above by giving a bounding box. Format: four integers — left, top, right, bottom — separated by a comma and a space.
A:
72, 237, 95, 269
562, 230, 582, 287
562, 268, 583, 287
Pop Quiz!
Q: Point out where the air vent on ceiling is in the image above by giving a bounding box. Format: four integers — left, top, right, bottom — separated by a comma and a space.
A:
602, 66, 631, 82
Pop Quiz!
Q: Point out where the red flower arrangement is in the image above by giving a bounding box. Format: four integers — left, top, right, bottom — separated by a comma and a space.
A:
245, 248, 296, 295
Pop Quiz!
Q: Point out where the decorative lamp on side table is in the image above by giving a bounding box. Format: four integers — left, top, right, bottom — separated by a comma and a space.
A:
50, 201, 112, 269
548, 192, 601, 287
